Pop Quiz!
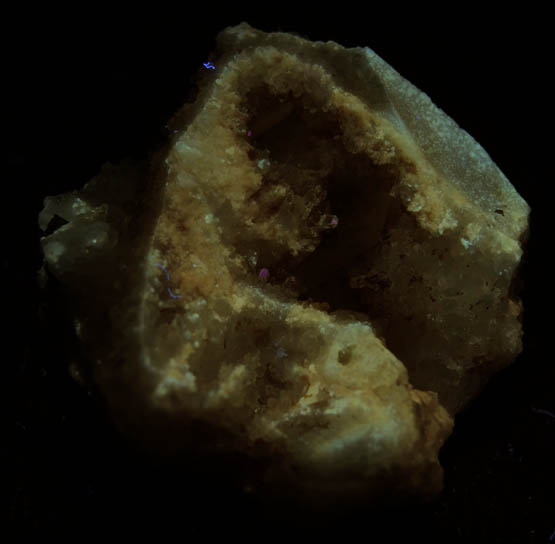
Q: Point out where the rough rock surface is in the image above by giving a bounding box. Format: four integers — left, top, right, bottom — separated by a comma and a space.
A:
37, 23, 529, 504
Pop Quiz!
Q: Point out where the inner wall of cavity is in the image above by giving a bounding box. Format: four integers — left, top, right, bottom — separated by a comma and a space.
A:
223, 84, 404, 313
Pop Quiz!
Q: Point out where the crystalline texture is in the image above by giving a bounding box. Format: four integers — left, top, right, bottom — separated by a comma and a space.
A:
38, 23, 529, 504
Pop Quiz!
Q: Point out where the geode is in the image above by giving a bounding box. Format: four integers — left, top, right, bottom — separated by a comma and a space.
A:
37, 23, 530, 504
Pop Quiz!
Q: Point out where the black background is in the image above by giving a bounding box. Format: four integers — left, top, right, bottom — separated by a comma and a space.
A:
4, 8, 554, 541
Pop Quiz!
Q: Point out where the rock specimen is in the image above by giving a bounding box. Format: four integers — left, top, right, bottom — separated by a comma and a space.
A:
38, 23, 529, 505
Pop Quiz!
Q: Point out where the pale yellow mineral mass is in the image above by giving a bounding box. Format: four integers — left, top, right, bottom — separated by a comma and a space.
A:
37, 23, 529, 504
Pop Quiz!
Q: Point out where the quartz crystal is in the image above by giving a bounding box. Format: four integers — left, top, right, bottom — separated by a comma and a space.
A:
38, 23, 530, 504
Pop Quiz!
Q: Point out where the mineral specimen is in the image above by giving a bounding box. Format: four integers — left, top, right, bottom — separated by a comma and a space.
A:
38, 23, 529, 505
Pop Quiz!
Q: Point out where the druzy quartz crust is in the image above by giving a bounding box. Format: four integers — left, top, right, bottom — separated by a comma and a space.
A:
38, 23, 529, 504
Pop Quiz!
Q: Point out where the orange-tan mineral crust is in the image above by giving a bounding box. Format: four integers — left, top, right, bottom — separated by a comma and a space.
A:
38, 23, 529, 505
